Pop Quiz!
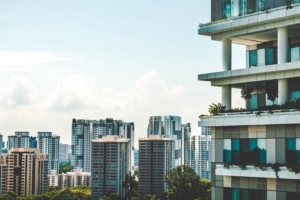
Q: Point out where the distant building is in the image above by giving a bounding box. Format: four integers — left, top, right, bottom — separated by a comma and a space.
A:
38, 132, 60, 174
91, 135, 131, 200
6, 148, 48, 196
134, 149, 139, 166
1, 149, 8, 154
138, 135, 174, 200
8, 132, 29, 150
49, 169, 91, 188
29, 136, 37, 148
147, 116, 163, 136
197, 127, 211, 180
71, 118, 134, 173
184, 135, 196, 171
59, 144, 69, 163
0, 154, 7, 195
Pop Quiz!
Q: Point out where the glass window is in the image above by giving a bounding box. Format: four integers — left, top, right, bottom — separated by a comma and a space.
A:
294, 0, 300, 2
239, 0, 248, 16
224, 188, 267, 200
257, 139, 266, 163
232, 0, 239, 17
224, 0, 231, 18
286, 138, 300, 164
248, 0, 256, 13
291, 91, 300, 100
256, 0, 265, 11
290, 47, 300, 62
232, 139, 240, 163
265, 48, 274, 65
224, 139, 232, 163
232, 189, 241, 200
249, 50, 257, 67
249, 94, 258, 110
257, 49, 265, 66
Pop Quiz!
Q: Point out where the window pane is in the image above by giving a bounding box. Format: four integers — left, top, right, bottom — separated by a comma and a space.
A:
291, 91, 300, 100
291, 47, 300, 62
232, 139, 240, 163
232, 0, 239, 17
249, 139, 259, 164
241, 189, 249, 200
224, 188, 232, 200
239, 0, 248, 16
286, 139, 297, 164
258, 139, 266, 163
224, 0, 231, 18
257, 49, 265, 66
256, 0, 265, 11
249, 50, 257, 67
249, 94, 258, 110
257, 94, 266, 108
265, 48, 274, 65
248, 0, 256, 13
224, 139, 232, 163
232, 189, 240, 200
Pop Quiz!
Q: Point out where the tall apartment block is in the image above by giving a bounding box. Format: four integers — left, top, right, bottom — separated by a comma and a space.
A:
138, 135, 174, 200
8, 132, 29, 150
6, 148, 48, 196
134, 149, 139, 166
91, 135, 131, 200
198, 1, 300, 199
197, 129, 212, 180
0, 155, 7, 195
147, 116, 189, 167
59, 143, 69, 163
49, 169, 91, 188
38, 132, 60, 174
29, 136, 37, 148
184, 134, 196, 171
71, 118, 134, 172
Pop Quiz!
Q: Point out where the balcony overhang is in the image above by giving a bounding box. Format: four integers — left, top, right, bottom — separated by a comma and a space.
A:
198, 111, 300, 127
198, 61, 300, 87
198, 4, 300, 45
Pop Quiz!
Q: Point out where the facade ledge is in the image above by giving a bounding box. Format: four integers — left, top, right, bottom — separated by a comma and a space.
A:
199, 3, 300, 36
198, 61, 300, 86
216, 164, 300, 179
198, 110, 300, 127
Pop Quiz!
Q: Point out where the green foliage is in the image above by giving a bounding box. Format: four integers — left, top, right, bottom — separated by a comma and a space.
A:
163, 165, 210, 200
208, 103, 225, 115
241, 86, 255, 100
265, 80, 278, 103
0, 186, 91, 200
133, 168, 138, 177
122, 172, 138, 200
144, 194, 157, 200
59, 162, 71, 174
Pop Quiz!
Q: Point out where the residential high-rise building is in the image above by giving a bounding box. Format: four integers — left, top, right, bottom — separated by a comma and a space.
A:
6, 148, 48, 196
198, 2, 300, 199
59, 144, 69, 163
0, 154, 7, 195
147, 116, 163, 136
184, 135, 196, 171
49, 169, 91, 188
8, 132, 29, 150
38, 132, 60, 174
71, 118, 134, 172
29, 136, 37, 148
138, 135, 174, 200
91, 135, 131, 200
182, 123, 192, 167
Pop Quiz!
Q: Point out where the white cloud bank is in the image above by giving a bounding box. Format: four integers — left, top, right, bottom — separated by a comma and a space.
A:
0, 51, 70, 67
0, 75, 37, 106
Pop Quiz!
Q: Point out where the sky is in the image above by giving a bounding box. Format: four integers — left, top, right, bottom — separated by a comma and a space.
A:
0, 1, 246, 147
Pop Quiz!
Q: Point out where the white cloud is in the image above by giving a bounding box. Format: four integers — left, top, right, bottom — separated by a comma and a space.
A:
0, 51, 70, 67
0, 15, 14, 19
45, 71, 187, 112
0, 75, 37, 106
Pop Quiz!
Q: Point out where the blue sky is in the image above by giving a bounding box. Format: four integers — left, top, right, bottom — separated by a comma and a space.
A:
0, 1, 245, 146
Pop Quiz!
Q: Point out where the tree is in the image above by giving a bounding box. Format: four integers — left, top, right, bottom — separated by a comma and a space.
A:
133, 168, 138, 177
163, 165, 205, 200
122, 172, 138, 200
265, 80, 278, 104
208, 103, 226, 115
59, 161, 71, 174
241, 86, 255, 100
199, 179, 211, 200
144, 194, 156, 200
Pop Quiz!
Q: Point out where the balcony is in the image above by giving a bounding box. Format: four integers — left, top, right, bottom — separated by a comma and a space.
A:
216, 164, 300, 179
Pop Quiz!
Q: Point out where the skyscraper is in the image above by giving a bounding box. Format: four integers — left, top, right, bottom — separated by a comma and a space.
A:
29, 136, 37, 148
6, 148, 48, 196
8, 132, 29, 150
0, 154, 7, 195
38, 132, 60, 174
71, 118, 134, 172
59, 143, 69, 163
91, 135, 131, 200
198, 1, 300, 199
147, 116, 163, 136
138, 135, 174, 200
184, 134, 196, 171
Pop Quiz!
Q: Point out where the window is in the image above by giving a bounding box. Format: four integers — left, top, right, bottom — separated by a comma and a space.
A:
223, 139, 266, 164
249, 50, 257, 67
257, 49, 265, 66
224, 0, 231, 18
224, 188, 267, 200
249, 94, 258, 110
286, 138, 300, 164
265, 48, 274, 65
239, 0, 248, 16
287, 192, 300, 200
290, 47, 300, 62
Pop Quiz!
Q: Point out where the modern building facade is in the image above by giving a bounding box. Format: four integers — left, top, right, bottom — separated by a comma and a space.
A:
29, 136, 37, 148
134, 149, 139, 166
0, 154, 7, 195
49, 169, 91, 188
197, 129, 212, 180
38, 132, 60, 174
59, 143, 69, 163
91, 135, 131, 200
6, 148, 48, 196
138, 135, 174, 200
71, 118, 135, 173
184, 134, 196, 171
8, 132, 30, 150
198, 1, 300, 199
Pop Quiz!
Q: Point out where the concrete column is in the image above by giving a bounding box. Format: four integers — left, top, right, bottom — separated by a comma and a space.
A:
222, 38, 232, 71
278, 79, 289, 104
222, 86, 231, 110
222, 38, 232, 110
277, 27, 289, 104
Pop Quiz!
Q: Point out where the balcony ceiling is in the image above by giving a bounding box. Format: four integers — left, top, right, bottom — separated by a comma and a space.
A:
231, 25, 300, 45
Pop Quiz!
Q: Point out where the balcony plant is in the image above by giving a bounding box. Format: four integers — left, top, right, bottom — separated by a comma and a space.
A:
265, 80, 278, 104
241, 86, 255, 100
208, 103, 225, 115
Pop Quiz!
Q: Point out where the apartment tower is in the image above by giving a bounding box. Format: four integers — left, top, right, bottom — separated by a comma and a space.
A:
138, 135, 174, 200
198, 1, 300, 199
8, 132, 30, 150
91, 135, 131, 200
71, 118, 134, 173
59, 143, 69, 163
38, 132, 60, 174
6, 148, 48, 196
